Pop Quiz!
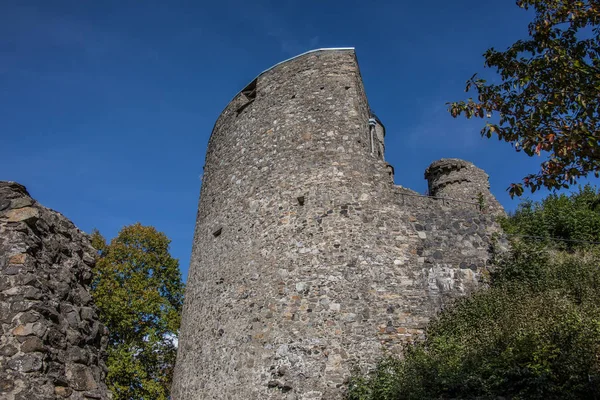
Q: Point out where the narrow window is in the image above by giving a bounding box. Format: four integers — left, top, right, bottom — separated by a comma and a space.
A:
241, 79, 257, 100
237, 79, 258, 115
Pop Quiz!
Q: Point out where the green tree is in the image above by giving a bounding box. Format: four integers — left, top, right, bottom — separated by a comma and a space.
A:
448, 0, 600, 197
347, 188, 600, 400
501, 184, 600, 250
90, 223, 184, 400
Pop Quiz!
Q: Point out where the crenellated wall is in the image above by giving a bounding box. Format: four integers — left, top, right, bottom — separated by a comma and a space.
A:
0, 182, 110, 400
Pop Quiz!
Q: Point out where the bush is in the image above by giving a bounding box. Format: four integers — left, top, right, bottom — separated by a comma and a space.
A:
500, 185, 600, 251
349, 254, 600, 399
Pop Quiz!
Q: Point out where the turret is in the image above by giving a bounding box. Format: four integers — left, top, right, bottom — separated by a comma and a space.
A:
424, 158, 504, 214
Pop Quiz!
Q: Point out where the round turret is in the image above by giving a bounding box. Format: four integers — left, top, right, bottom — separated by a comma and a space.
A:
425, 158, 503, 213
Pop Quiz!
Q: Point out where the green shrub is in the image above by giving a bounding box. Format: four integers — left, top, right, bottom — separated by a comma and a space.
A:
349, 255, 600, 399
500, 185, 600, 251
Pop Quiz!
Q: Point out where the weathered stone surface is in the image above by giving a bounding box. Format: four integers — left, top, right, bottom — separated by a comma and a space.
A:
0, 181, 110, 399
55, 386, 73, 398
66, 363, 97, 391
8, 254, 27, 265
7, 353, 43, 372
172, 48, 506, 399
20, 336, 44, 353
5, 207, 39, 223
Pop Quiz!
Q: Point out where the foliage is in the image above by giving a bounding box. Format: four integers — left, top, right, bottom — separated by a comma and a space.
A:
347, 188, 600, 400
90, 223, 184, 400
348, 251, 600, 400
448, 0, 600, 197
500, 184, 600, 249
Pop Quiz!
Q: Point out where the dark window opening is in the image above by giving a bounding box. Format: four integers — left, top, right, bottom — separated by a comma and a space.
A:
242, 79, 257, 100
213, 228, 222, 237
297, 196, 305, 206
237, 79, 257, 115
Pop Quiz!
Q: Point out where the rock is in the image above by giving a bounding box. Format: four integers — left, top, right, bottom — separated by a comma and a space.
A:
12, 323, 35, 336
5, 207, 39, 224
8, 253, 27, 265
0, 344, 18, 357
8, 353, 43, 372
21, 336, 44, 353
10, 197, 33, 209
55, 386, 73, 398
66, 363, 98, 391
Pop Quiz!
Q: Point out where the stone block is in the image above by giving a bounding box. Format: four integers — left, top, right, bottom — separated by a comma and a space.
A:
5, 207, 39, 224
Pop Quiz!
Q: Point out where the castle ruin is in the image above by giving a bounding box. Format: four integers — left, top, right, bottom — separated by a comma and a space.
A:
172, 48, 504, 399
0, 182, 110, 400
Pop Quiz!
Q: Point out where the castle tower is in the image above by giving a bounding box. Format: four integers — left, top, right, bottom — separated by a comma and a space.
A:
425, 158, 504, 214
173, 49, 503, 399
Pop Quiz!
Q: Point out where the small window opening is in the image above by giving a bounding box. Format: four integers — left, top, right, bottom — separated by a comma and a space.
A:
237, 79, 257, 115
297, 196, 305, 206
213, 228, 222, 237
241, 79, 257, 100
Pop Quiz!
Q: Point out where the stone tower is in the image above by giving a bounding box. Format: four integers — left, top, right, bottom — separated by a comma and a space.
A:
173, 48, 503, 399
425, 158, 504, 215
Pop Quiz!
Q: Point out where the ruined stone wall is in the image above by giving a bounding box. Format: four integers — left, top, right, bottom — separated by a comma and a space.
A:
0, 182, 110, 400
173, 49, 504, 400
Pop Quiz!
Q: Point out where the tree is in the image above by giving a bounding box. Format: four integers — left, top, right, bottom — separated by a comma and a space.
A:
90, 224, 184, 400
448, 0, 600, 197
501, 184, 600, 250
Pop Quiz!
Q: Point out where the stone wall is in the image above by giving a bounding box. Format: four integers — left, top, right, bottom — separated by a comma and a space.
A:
173, 48, 504, 400
0, 182, 110, 400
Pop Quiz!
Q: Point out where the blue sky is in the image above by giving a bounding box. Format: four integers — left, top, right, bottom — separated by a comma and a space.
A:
2, 1, 595, 281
